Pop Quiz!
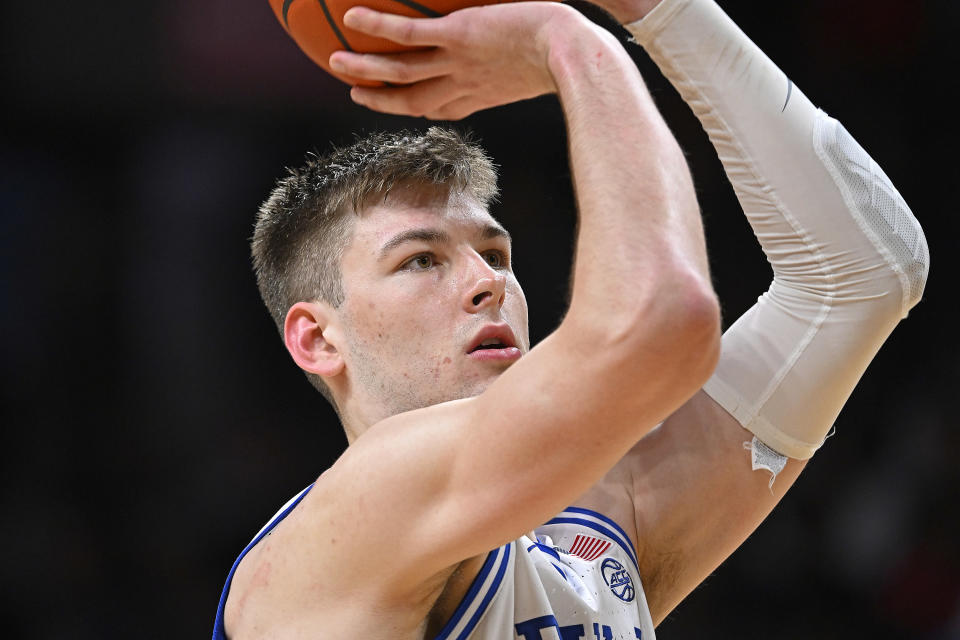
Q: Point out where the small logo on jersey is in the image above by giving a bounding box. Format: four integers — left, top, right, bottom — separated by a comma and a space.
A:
567, 534, 612, 561
782, 77, 793, 112
601, 558, 635, 602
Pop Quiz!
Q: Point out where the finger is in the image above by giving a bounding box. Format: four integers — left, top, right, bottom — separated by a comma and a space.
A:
350, 76, 466, 117
329, 49, 449, 85
425, 96, 482, 121
343, 7, 446, 47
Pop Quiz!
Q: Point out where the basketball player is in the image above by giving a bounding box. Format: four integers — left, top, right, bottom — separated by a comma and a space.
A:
214, 0, 929, 637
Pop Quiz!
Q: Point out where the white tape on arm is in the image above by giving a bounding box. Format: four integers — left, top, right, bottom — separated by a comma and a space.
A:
625, 0, 928, 460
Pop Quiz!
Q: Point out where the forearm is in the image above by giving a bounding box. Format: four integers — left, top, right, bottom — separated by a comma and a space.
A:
547, 19, 714, 339
626, 0, 929, 459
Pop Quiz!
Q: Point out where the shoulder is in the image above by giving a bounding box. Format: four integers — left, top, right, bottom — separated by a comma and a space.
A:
219, 484, 314, 638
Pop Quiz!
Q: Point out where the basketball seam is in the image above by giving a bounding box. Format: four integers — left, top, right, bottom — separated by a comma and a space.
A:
282, 0, 296, 27
389, 0, 441, 18
316, 0, 354, 52
299, 0, 443, 86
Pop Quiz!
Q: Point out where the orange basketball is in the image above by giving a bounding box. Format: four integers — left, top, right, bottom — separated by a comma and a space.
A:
268, 0, 512, 86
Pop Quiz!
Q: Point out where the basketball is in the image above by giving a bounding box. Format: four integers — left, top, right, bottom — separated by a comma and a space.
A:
268, 0, 512, 86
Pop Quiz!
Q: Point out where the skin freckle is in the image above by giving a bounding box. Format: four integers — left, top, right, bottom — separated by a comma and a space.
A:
443, 357, 451, 364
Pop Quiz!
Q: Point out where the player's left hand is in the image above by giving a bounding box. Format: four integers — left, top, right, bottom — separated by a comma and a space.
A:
329, 3, 598, 119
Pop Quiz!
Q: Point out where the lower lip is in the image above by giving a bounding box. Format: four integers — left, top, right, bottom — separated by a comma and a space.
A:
468, 347, 522, 362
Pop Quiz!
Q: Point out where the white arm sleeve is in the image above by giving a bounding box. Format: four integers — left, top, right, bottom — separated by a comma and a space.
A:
625, 0, 929, 460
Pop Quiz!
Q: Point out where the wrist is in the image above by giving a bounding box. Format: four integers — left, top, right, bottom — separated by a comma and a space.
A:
543, 12, 631, 98
598, 0, 663, 25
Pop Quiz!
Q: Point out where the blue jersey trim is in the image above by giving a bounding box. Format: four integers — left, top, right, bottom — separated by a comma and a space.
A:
544, 516, 640, 575
434, 543, 511, 640
457, 543, 511, 640
563, 506, 636, 558
434, 547, 499, 640
212, 484, 315, 640
527, 541, 562, 563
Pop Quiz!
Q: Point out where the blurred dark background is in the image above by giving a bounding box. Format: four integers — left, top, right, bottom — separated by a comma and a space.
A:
1, 0, 956, 637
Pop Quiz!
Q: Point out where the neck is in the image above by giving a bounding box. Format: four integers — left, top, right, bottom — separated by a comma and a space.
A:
336, 393, 387, 445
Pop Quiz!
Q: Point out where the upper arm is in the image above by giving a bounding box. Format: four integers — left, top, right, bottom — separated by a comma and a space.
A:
234, 302, 720, 623
309, 315, 719, 584
621, 390, 806, 625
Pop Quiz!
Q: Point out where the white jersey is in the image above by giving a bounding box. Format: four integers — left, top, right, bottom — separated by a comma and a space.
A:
213, 488, 656, 640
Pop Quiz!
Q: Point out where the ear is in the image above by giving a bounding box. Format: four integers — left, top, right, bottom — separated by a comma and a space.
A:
284, 301, 345, 379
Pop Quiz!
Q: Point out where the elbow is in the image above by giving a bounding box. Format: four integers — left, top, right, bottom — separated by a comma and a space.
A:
855, 201, 929, 315
815, 114, 929, 312
599, 269, 722, 388
655, 276, 722, 385
866, 194, 929, 313
902, 221, 929, 311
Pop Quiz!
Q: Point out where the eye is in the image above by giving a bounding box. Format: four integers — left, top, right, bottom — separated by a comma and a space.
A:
404, 253, 436, 270
482, 250, 507, 269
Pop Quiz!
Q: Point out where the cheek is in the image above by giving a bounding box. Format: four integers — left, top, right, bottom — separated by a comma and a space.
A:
391, 276, 462, 326
506, 281, 531, 343
355, 299, 411, 347
351, 294, 446, 359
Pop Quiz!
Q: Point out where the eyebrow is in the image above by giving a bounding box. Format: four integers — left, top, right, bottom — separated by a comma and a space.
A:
378, 224, 511, 260
378, 228, 450, 260
481, 224, 511, 243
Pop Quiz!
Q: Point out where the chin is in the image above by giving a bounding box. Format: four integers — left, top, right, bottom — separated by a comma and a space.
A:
461, 371, 506, 399
402, 368, 513, 414
424, 377, 492, 407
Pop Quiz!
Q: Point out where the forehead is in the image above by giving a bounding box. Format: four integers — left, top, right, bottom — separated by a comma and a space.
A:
352, 187, 502, 247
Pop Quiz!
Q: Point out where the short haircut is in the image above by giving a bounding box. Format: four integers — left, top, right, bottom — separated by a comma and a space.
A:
251, 127, 499, 407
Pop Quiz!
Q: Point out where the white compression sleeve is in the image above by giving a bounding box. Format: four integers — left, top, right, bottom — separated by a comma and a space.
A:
625, 0, 929, 460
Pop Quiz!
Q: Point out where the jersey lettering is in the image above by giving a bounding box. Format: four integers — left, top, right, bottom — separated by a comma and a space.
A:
515, 616, 585, 640
517, 617, 647, 640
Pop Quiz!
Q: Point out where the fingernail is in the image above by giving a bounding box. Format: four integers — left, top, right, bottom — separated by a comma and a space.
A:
329, 54, 345, 71
343, 8, 361, 26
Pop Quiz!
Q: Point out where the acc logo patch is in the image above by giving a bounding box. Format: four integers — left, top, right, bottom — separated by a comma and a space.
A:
601, 558, 635, 602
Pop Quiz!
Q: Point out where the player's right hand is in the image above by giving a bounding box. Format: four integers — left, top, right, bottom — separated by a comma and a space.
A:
587, 0, 663, 24
328, 2, 609, 119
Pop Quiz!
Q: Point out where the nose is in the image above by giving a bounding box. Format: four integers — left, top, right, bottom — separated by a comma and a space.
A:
462, 253, 506, 313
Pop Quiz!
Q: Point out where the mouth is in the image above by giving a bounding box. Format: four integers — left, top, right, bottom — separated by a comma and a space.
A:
467, 324, 522, 362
